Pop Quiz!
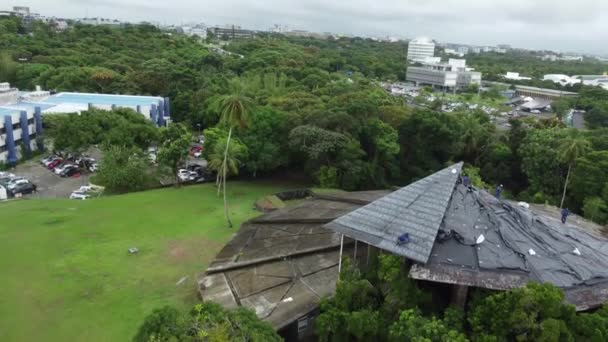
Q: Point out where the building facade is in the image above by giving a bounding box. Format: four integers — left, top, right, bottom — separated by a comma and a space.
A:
406, 59, 481, 91
407, 37, 435, 62
0, 84, 171, 165
208, 26, 256, 40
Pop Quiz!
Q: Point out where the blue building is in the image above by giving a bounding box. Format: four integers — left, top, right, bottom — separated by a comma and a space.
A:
0, 83, 171, 165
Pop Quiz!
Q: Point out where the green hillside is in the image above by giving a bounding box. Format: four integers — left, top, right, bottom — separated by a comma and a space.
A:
0, 181, 296, 342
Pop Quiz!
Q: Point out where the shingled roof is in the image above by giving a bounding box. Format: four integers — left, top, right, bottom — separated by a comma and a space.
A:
324, 162, 463, 263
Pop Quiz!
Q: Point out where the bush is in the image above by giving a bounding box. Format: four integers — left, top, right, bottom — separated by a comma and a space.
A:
134, 302, 281, 342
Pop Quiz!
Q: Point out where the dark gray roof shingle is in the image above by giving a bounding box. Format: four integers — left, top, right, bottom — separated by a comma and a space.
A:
324, 162, 463, 263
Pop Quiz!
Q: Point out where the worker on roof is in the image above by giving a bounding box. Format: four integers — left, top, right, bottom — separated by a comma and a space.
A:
561, 208, 570, 224
397, 233, 410, 246
495, 184, 503, 199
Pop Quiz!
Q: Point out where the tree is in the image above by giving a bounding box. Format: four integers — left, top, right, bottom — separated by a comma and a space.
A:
583, 197, 608, 224
207, 136, 248, 191
0, 53, 18, 84
97, 146, 153, 194
157, 123, 192, 185
210, 79, 254, 228
241, 107, 288, 177
468, 283, 576, 342
557, 136, 591, 209
134, 302, 281, 342
389, 309, 469, 342
586, 102, 608, 129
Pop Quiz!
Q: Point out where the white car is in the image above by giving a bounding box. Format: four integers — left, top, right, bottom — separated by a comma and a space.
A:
54, 164, 76, 174
7, 178, 28, 189
69, 191, 90, 200
177, 169, 198, 182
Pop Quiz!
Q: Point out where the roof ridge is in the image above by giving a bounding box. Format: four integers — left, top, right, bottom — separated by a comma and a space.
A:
325, 162, 463, 263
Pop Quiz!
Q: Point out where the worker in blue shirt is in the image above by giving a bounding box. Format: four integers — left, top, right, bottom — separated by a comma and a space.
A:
561, 208, 570, 224
495, 184, 502, 199
495, 184, 503, 199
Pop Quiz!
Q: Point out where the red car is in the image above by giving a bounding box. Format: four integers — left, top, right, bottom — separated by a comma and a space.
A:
189, 146, 203, 157
47, 159, 63, 169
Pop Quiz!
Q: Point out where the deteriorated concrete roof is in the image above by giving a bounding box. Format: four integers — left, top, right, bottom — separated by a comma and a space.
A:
198, 190, 390, 330
325, 162, 463, 263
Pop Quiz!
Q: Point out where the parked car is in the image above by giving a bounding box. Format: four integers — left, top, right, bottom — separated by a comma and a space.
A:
54, 163, 76, 175
47, 159, 63, 169
190, 146, 203, 158
69, 191, 90, 200
60, 166, 80, 178
9, 182, 36, 197
43, 157, 61, 167
186, 164, 204, 174
6, 178, 28, 189
41, 155, 61, 165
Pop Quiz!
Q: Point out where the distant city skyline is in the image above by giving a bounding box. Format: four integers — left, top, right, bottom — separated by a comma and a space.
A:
4, 0, 608, 55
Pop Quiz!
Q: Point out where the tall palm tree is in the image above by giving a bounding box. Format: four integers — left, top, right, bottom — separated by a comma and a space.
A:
558, 137, 591, 209
210, 79, 253, 227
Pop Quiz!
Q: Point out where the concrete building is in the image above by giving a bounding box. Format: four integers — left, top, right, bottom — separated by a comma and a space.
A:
201, 163, 608, 338
456, 46, 469, 55
0, 83, 171, 165
78, 17, 122, 26
543, 74, 581, 86
209, 26, 256, 40
182, 24, 207, 39
504, 72, 532, 81
407, 37, 435, 62
406, 59, 482, 91
514, 85, 579, 100
575, 75, 608, 90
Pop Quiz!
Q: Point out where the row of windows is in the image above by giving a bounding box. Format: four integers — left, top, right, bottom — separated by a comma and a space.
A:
0, 123, 39, 136
0, 133, 39, 153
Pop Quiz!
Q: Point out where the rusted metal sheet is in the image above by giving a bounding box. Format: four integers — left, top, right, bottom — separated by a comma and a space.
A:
409, 263, 528, 290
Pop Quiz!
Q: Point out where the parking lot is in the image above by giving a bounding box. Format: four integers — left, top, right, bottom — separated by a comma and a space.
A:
6, 159, 94, 199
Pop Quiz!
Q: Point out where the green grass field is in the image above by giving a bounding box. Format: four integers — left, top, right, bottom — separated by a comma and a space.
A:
0, 181, 299, 342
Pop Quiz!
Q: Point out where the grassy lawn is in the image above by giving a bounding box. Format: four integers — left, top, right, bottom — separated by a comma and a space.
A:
0, 181, 300, 342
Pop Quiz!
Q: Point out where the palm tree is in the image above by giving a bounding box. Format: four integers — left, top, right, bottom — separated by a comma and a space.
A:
558, 137, 591, 209
210, 79, 253, 227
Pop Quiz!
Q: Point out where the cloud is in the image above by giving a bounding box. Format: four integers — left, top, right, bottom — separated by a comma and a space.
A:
6, 0, 608, 54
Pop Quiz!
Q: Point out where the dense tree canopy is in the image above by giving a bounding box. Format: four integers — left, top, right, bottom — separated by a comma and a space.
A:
5, 17, 608, 224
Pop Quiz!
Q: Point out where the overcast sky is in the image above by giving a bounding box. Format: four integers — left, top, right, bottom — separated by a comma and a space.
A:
6, 0, 608, 54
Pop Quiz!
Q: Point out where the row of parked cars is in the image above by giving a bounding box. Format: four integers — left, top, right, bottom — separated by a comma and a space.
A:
0, 171, 37, 197
40, 154, 98, 177
177, 164, 208, 183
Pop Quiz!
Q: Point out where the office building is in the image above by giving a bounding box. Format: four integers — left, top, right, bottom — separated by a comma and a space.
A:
407, 37, 435, 62
0, 83, 171, 165
406, 59, 482, 91
208, 26, 256, 40
456, 46, 469, 55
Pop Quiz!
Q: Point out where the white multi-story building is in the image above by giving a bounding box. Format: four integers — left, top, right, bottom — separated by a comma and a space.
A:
407, 37, 435, 62
406, 59, 481, 91
0, 83, 171, 165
